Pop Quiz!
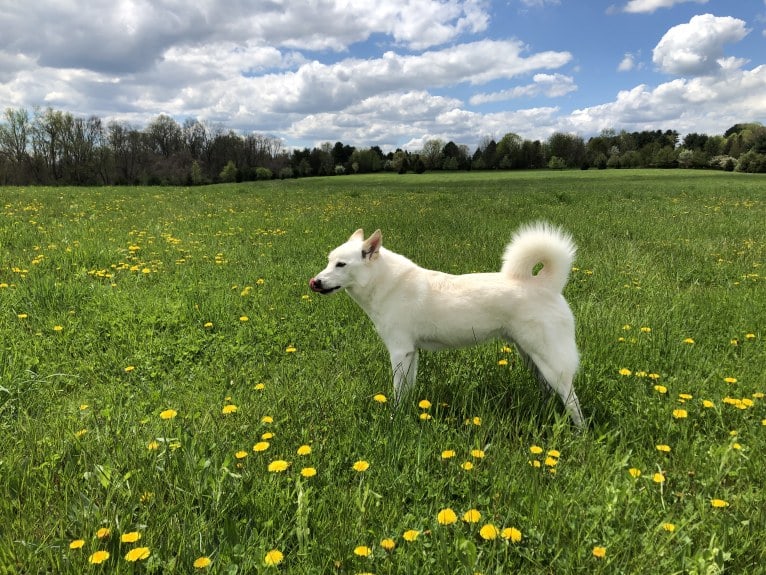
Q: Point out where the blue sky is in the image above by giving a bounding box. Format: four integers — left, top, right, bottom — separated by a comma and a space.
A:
1, 0, 764, 151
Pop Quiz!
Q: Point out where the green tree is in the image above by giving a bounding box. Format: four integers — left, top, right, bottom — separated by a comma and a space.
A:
219, 160, 238, 182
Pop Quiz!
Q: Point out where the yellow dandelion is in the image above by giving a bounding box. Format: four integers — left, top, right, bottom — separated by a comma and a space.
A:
267, 460, 289, 473
471, 416, 482, 426
297, 445, 312, 456
529, 459, 542, 468
441, 449, 456, 460
285, 345, 297, 353
403, 530, 420, 542
88, 550, 110, 564
235, 450, 248, 459
711, 499, 729, 508
261, 432, 274, 440
354, 546, 372, 557
419, 412, 432, 421
261, 415, 274, 424
653, 472, 665, 484
300, 467, 317, 478
744, 333, 755, 340
656, 444, 671, 453
147, 440, 160, 451
622, 324, 632, 330
497, 359, 508, 366
373, 393, 387, 403
682, 338, 695, 344
17, 313, 28, 319
679, 393, 693, 400
254, 383, 266, 391
124, 366, 135, 373
654, 385, 668, 394
353, 460, 370, 472
74, 429, 87, 439
702, 400, 715, 408
502, 527, 522, 543
592, 546, 606, 558
239, 316, 249, 322
253, 441, 270, 452
121, 531, 141, 543
418, 399, 432, 409
222, 404, 238, 415
159, 409, 177, 420
628, 468, 641, 478
547, 449, 561, 458
462, 509, 482, 523
264, 549, 284, 566
125, 547, 150, 562
193, 556, 212, 569
380, 538, 396, 551
661, 522, 676, 532
479, 524, 499, 540
529, 445, 544, 455
96, 527, 111, 539
640, 326, 651, 333
544, 456, 558, 467
724, 377, 737, 384
203, 322, 213, 329
471, 449, 485, 459
53, 325, 63, 332
69, 539, 85, 550
648, 373, 660, 380
461, 461, 474, 471
732, 443, 742, 450
618, 368, 632, 376
672, 409, 688, 419
437, 508, 458, 525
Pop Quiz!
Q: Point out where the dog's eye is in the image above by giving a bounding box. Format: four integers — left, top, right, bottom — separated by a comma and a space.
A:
335, 262, 346, 268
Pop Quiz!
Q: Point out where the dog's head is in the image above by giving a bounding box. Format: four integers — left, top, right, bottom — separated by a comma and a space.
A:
309, 229, 382, 295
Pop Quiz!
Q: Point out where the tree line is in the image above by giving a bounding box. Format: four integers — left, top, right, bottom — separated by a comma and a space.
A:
1, 106, 765, 186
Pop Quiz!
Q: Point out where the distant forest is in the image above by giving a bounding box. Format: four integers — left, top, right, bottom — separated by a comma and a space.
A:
1, 107, 765, 186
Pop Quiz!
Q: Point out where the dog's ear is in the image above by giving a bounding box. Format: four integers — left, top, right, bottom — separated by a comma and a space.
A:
349, 229, 364, 241
362, 229, 382, 261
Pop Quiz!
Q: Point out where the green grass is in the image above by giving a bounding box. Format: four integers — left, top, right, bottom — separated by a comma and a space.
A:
1, 170, 764, 574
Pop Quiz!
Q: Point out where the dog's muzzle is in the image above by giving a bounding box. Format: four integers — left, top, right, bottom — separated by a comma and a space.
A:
309, 278, 341, 295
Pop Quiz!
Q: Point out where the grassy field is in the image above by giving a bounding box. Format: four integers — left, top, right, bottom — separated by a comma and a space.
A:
1, 170, 764, 574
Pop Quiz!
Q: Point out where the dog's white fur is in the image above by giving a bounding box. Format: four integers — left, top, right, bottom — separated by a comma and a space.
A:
309, 223, 584, 426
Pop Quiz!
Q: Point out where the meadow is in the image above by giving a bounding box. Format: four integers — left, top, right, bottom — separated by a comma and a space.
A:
0, 170, 764, 574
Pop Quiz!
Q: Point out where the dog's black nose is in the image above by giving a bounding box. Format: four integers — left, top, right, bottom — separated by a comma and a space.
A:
309, 278, 322, 292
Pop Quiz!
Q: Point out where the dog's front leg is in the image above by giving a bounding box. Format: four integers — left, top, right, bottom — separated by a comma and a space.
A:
390, 349, 419, 404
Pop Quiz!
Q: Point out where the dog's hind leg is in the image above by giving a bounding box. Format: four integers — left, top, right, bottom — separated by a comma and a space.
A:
515, 339, 584, 427
390, 348, 419, 404
516, 345, 553, 394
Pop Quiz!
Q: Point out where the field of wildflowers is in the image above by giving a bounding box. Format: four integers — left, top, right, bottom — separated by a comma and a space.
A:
1, 170, 764, 573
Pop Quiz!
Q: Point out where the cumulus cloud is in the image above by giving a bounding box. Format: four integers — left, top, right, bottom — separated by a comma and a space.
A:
623, 0, 708, 14
618, 54, 636, 72
469, 74, 576, 104
652, 14, 749, 76
566, 64, 766, 136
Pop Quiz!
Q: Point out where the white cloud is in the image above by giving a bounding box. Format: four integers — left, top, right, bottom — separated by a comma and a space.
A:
519, 0, 561, 6
565, 64, 766, 136
618, 54, 636, 72
652, 14, 749, 76
623, 0, 708, 14
470, 74, 576, 104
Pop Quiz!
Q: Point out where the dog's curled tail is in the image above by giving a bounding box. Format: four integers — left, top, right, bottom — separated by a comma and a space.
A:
501, 222, 576, 293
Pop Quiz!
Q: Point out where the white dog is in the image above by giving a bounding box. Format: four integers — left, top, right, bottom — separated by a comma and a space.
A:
309, 223, 584, 426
